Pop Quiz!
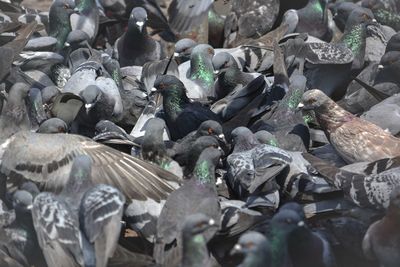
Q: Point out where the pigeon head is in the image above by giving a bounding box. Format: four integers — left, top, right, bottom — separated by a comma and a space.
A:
212, 52, 237, 73
231, 231, 269, 255
129, 7, 148, 33
8, 83, 30, 100
12, 190, 33, 213
379, 51, 400, 70
344, 8, 374, 30
191, 44, 215, 60
63, 155, 93, 195
361, 0, 383, 10
146, 118, 166, 132
51, 0, 75, 14
38, 118, 68, 134
182, 213, 217, 237
386, 33, 400, 53
153, 75, 187, 98
281, 9, 299, 34
299, 89, 331, 110
270, 209, 305, 235
231, 127, 260, 151
279, 202, 306, 220
255, 130, 278, 147
175, 38, 197, 58
19, 182, 40, 197
80, 85, 102, 111
196, 120, 225, 142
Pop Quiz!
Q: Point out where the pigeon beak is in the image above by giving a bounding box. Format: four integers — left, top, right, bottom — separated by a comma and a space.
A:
136, 21, 144, 32
173, 52, 179, 57
26, 204, 33, 210
85, 103, 94, 113
73, 7, 79, 12
378, 64, 384, 69
64, 42, 70, 47
208, 218, 215, 226
297, 102, 304, 109
230, 244, 242, 255
372, 18, 377, 23
217, 133, 226, 144
297, 220, 305, 227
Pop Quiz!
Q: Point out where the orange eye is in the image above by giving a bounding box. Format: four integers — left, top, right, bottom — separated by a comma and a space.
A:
208, 128, 214, 135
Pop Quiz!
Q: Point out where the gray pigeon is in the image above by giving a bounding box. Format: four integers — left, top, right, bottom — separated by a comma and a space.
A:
32, 155, 125, 267
231, 231, 271, 267
0, 83, 31, 143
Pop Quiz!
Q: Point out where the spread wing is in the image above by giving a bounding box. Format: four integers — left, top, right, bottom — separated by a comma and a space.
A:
1, 131, 181, 202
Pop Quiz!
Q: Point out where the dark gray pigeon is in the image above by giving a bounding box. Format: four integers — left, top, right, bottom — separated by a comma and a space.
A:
154, 146, 222, 266
37, 118, 68, 134
181, 213, 218, 267
362, 186, 400, 267
115, 7, 162, 67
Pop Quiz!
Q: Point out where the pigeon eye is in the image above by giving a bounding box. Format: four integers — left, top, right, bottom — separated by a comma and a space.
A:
208, 128, 214, 135
308, 98, 317, 104
245, 242, 255, 249
285, 218, 292, 224
207, 48, 214, 55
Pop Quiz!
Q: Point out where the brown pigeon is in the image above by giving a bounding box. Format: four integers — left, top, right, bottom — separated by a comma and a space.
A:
299, 89, 400, 163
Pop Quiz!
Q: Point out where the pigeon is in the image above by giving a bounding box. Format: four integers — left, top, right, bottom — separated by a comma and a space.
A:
223, 0, 280, 47
0, 83, 31, 143
115, 7, 162, 67
231, 231, 271, 267
226, 127, 291, 209
385, 32, 400, 53
299, 89, 400, 163
181, 213, 217, 267
303, 153, 400, 210
362, 0, 400, 31
212, 51, 258, 100
3, 188, 46, 267
179, 44, 216, 99
0, 131, 180, 202
170, 120, 225, 164
154, 146, 222, 266
174, 38, 197, 64
153, 75, 221, 141
361, 93, 400, 135
141, 118, 183, 178
37, 118, 68, 133
211, 75, 266, 122
32, 155, 125, 267
362, 186, 400, 267
167, 0, 213, 34
126, 0, 176, 42
48, 0, 75, 51
293, 0, 331, 41
269, 208, 335, 267
70, 0, 99, 44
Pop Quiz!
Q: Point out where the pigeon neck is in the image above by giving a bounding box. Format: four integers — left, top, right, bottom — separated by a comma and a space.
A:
386, 203, 400, 221
126, 26, 147, 47
142, 130, 168, 165
163, 87, 188, 120
194, 159, 216, 186
373, 9, 400, 29
315, 100, 355, 134
182, 234, 209, 267
271, 228, 290, 267
341, 23, 366, 69
76, 0, 95, 13
305, 0, 326, 19
280, 88, 304, 112
242, 250, 269, 267
49, 7, 72, 50
233, 136, 260, 152
189, 53, 214, 91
